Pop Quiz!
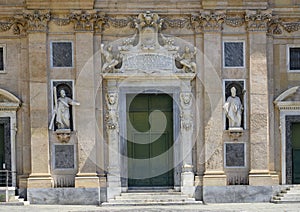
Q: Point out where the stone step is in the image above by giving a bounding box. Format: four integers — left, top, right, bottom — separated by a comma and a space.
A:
116, 195, 191, 200
102, 201, 202, 206
272, 199, 300, 204
109, 198, 196, 203
103, 191, 201, 206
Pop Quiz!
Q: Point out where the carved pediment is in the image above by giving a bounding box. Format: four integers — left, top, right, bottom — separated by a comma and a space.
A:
274, 86, 300, 110
100, 12, 197, 74
0, 89, 21, 111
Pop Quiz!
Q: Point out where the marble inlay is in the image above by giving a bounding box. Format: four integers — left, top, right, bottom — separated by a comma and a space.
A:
225, 143, 245, 167
54, 145, 74, 169
51, 42, 73, 67
224, 42, 244, 67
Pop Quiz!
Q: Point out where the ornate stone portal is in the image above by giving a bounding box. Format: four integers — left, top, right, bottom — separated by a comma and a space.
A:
102, 12, 196, 199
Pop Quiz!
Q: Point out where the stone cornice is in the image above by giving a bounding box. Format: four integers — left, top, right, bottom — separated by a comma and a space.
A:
0, 10, 300, 35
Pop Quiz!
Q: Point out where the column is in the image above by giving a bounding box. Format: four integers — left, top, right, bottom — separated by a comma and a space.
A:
27, 11, 53, 188
246, 11, 276, 185
202, 12, 226, 186
75, 31, 99, 188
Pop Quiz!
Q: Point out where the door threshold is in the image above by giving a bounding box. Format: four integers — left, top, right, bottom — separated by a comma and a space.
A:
127, 187, 174, 192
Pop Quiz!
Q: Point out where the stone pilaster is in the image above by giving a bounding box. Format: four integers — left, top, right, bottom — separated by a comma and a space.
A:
246, 11, 277, 185
27, 12, 52, 187
202, 12, 226, 186
75, 31, 99, 188
105, 82, 121, 199
180, 90, 195, 197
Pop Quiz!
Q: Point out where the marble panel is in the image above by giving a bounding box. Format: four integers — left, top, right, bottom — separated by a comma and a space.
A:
225, 143, 245, 167
51, 42, 73, 68
203, 185, 283, 203
54, 145, 74, 169
224, 42, 244, 67
27, 188, 100, 205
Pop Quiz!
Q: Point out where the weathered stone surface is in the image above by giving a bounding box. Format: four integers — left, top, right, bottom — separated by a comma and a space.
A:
203, 186, 283, 203
27, 188, 100, 205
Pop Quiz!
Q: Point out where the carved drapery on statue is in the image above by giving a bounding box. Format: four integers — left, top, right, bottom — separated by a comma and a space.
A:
100, 11, 197, 74
49, 82, 80, 142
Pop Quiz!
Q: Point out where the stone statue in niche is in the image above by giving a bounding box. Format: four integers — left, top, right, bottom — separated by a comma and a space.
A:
176, 46, 197, 73
223, 86, 243, 130
49, 86, 80, 133
101, 44, 121, 72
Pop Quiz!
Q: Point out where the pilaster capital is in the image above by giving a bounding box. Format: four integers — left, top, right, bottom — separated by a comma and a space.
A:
23, 10, 50, 33
200, 11, 225, 33
245, 10, 271, 32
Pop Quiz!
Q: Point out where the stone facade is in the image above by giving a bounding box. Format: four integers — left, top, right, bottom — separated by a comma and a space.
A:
0, 0, 299, 204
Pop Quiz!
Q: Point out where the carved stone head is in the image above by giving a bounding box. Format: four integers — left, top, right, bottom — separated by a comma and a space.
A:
107, 93, 117, 105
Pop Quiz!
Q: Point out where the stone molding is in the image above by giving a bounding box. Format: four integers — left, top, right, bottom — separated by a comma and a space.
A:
0, 9, 300, 35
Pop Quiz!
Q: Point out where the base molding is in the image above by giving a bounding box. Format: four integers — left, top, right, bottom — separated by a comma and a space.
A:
203, 172, 227, 186
27, 175, 53, 188
249, 170, 278, 186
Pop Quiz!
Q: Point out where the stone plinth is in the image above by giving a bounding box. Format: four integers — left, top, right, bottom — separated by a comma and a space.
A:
203, 171, 227, 186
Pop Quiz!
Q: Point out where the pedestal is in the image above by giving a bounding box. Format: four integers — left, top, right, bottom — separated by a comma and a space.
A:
181, 171, 195, 198
203, 171, 227, 186
75, 173, 99, 188
249, 170, 278, 186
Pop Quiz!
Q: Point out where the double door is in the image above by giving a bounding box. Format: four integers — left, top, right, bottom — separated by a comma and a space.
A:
127, 94, 174, 187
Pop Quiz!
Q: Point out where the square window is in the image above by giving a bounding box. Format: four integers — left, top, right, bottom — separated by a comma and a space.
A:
225, 143, 245, 167
51, 42, 73, 68
289, 47, 300, 71
223, 42, 244, 68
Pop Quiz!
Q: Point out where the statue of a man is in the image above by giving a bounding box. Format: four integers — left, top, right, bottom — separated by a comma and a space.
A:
223, 87, 243, 129
55, 89, 80, 130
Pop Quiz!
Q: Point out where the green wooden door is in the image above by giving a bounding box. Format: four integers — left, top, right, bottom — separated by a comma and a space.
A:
127, 94, 174, 187
292, 123, 300, 184
0, 124, 4, 170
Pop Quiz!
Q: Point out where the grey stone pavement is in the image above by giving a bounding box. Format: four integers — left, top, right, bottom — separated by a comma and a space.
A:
1, 203, 300, 212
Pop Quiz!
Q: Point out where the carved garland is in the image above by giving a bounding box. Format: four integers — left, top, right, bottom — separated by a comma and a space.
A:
0, 10, 300, 35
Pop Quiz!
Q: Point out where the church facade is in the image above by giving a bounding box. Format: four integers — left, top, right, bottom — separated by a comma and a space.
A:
0, 0, 300, 204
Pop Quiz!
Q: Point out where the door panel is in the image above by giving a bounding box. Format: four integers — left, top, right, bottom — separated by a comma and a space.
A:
0, 124, 4, 170
292, 123, 300, 184
127, 94, 173, 187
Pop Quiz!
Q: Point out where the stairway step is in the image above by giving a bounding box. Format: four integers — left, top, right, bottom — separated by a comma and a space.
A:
0, 201, 30, 206
102, 200, 202, 206
117, 194, 189, 199
110, 198, 195, 203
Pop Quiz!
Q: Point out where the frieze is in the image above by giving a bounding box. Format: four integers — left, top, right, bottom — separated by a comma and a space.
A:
224, 15, 245, 27
162, 16, 192, 29
0, 10, 300, 35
